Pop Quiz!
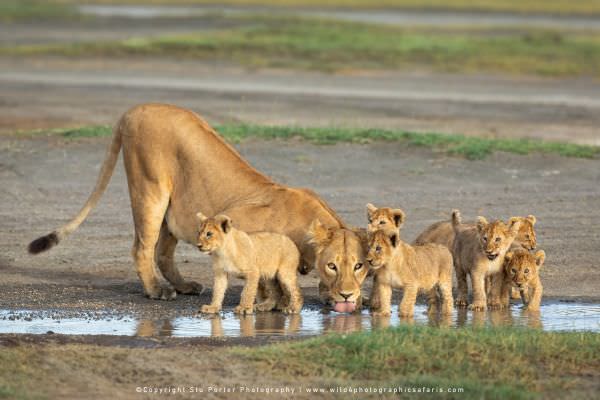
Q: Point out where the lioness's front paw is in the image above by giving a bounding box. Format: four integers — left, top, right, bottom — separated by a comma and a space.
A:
234, 305, 254, 315
200, 304, 221, 314
469, 302, 487, 311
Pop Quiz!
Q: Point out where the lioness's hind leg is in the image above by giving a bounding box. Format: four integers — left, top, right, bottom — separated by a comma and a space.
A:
156, 223, 203, 295
129, 188, 174, 300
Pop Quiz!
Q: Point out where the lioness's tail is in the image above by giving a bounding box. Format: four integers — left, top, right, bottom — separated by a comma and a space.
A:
451, 209, 462, 232
28, 122, 123, 254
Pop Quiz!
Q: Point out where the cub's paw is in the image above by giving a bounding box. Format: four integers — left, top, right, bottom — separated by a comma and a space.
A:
200, 304, 221, 314
234, 305, 255, 315
454, 298, 469, 308
487, 301, 504, 310
281, 306, 301, 315
146, 287, 177, 301
468, 302, 487, 311
176, 281, 204, 296
371, 310, 391, 317
254, 302, 276, 312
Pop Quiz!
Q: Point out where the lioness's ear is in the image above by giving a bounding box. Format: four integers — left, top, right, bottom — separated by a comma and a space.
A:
527, 215, 537, 225
389, 233, 399, 248
391, 209, 406, 228
196, 212, 207, 225
215, 214, 232, 233
534, 250, 546, 268
307, 219, 332, 248
476, 216, 488, 232
366, 203, 377, 219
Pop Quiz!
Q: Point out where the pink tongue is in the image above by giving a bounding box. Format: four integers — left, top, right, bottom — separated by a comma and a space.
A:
333, 302, 356, 313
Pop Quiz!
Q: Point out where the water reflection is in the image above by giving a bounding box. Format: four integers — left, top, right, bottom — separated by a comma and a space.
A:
0, 302, 598, 337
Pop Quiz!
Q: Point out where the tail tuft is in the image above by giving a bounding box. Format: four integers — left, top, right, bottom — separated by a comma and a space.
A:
451, 210, 462, 227
28, 232, 59, 254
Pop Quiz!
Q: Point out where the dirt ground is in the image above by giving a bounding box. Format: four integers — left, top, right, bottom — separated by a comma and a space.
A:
1, 133, 599, 311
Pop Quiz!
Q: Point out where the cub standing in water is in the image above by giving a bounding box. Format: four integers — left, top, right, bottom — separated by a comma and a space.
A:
501, 248, 546, 311
452, 211, 521, 311
365, 209, 454, 317
196, 212, 303, 315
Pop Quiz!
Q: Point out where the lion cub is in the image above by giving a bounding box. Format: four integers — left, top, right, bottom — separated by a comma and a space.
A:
196, 213, 303, 315
500, 249, 546, 311
452, 211, 521, 311
366, 203, 405, 234
366, 211, 454, 317
414, 213, 537, 251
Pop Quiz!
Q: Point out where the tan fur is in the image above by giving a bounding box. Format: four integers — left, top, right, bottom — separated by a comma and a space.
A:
307, 219, 368, 311
196, 213, 302, 315
29, 104, 353, 301
366, 203, 405, 234
415, 213, 537, 251
452, 212, 521, 311
366, 229, 453, 317
500, 249, 545, 311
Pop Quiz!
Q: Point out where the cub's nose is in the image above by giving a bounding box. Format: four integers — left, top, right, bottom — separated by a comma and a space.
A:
339, 292, 352, 301
366, 258, 373, 265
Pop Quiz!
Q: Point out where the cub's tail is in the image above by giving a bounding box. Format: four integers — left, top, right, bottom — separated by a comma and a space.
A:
451, 209, 462, 232
28, 122, 123, 254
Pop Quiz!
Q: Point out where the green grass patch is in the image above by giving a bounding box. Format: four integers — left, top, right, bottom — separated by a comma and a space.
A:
0, 0, 77, 22
16, 124, 600, 160
235, 326, 600, 399
52, 0, 600, 16
4, 16, 600, 78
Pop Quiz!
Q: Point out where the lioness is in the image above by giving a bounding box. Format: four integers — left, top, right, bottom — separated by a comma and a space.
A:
307, 219, 368, 313
452, 210, 521, 311
499, 249, 546, 311
196, 212, 302, 315
28, 103, 360, 302
366, 228, 454, 317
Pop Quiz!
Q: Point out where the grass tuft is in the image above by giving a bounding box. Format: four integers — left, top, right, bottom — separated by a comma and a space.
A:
2, 16, 600, 77
14, 124, 600, 160
234, 326, 600, 399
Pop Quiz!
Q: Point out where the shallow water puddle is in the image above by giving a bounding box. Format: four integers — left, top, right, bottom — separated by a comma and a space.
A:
1, 302, 598, 337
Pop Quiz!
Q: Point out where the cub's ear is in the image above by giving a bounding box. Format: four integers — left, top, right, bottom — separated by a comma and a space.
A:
391, 209, 406, 229
508, 217, 520, 228
503, 251, 514, 271
366, 203, 377, 219
214, 214, 232, 233
476, 216, 488, 232
196, 212, 207, 223
508, 218, 521, 235
527, 215, 537, 225
534, 250, 546, 268
389, 232, 399, 248
307, 219, 332, 249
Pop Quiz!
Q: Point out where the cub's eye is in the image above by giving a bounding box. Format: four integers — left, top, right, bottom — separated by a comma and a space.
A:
368, 219, 373, 224
524, 268, 529, 274
354, 263, 363, 271
511, 268, 517, 274
375, 245, 382, 252
495, 237, 501, 242
379, 220, 386, 225
206, 231, 213, 238
327, 263, 337, 271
